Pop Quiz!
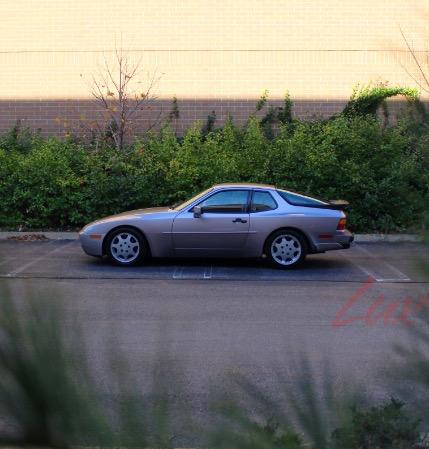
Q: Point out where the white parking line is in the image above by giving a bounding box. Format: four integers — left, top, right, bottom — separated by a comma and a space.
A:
6, 241, 75, 277
341, 245, 410, 282
354, 245, 410, 282
203, 265, 213, 279
377, 263, 411, 282
172, 266, 184, 279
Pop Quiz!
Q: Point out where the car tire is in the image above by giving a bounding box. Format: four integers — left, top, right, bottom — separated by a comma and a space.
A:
265, 229, 307, 269
105, 227, 147, 266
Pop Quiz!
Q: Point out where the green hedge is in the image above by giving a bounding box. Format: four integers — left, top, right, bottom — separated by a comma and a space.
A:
0, 114, 427, 231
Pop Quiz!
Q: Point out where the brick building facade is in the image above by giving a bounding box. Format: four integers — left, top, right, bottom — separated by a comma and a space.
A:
0, 0, 428, 135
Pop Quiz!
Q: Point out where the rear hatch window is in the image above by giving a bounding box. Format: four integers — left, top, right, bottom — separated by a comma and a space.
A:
277, 190, 348, 210
277, 189, 327, 206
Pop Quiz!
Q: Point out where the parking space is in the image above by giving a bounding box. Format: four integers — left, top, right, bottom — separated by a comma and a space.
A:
0, 239, 427, 283
0, 238, 427, 431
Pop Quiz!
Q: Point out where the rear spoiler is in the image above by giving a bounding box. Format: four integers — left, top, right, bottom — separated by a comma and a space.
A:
326, 199, 349, 210
304, 200, 349, 210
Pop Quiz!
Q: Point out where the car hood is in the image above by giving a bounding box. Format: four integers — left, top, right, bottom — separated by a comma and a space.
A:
124, 206, 172, 216
100, 206, 172, 221
82, 207, 174, 230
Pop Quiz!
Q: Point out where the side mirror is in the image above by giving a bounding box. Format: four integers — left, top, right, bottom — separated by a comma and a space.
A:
193, 205, 202, 218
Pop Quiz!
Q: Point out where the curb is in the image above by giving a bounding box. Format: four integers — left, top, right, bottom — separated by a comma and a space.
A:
0, 231, 422, 243
0, 231, 79, 240
353, 234, 421, 243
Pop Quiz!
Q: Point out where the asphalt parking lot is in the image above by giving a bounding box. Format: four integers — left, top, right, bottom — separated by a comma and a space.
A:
1, 239, 428, 444
0, 239, 427, 283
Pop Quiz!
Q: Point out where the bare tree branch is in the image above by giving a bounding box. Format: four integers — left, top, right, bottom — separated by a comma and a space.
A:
398, 60, 429, 93
399, 25, 429, 93
87, 45, 160, 150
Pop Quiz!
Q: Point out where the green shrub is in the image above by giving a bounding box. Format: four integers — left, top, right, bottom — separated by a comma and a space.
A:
0, 139, 88, 227
270, 115, 425, 231
0, 114, 427, 231
342, 83, 419, 117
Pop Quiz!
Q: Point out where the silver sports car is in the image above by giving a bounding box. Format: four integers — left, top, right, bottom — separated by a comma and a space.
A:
79, 183, 354, 269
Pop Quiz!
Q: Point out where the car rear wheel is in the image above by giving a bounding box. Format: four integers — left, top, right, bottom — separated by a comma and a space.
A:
106, 227, 146, 266
266, 230, 307, 269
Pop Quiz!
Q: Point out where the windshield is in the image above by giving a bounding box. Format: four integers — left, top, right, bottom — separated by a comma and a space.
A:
171, 187, 213, 211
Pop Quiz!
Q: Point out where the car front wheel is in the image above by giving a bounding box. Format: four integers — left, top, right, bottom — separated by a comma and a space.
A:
105, 227, 146, 266
266, 230, 307, 269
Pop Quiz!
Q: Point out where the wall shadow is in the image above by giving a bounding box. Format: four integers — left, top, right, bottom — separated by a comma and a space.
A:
0, 97, 422, 137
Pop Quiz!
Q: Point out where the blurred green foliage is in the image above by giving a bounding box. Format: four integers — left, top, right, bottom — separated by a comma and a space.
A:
211, 395, 429, 449
0, 285, 183, 448
1, 285, 429, 448
210, 361, 429, 449
331, 399, 425, 449
0, 96, 428, 232
0, 286, 111, 448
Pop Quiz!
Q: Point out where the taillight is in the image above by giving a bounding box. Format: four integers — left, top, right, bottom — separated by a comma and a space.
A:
337, 218, 346, 231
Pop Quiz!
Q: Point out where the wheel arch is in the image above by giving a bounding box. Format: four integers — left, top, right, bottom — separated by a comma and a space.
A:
263, 226, 315, 255
102, 225, 152, 256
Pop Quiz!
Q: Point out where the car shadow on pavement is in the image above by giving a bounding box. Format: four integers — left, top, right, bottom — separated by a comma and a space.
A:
91, 253, 347, 271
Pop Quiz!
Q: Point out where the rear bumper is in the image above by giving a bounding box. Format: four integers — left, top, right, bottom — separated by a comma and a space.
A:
339, 235, 354, 249
313, 230, 354, 253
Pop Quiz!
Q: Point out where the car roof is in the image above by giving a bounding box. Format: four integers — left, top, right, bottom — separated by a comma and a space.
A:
212, 183, 276, 190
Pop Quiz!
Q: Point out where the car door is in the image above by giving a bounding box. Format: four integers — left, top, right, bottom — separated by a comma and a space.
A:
246, 189, 280, 255
172, 189, 250, 256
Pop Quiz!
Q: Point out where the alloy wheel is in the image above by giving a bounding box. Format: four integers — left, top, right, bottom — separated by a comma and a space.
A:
110, 232, 140, 263
270, 234, 302, 266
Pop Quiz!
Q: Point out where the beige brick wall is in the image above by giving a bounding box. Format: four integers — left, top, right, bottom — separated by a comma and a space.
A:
0, 0, 428, 134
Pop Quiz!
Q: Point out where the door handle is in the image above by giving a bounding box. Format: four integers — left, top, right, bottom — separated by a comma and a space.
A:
232, 218, 247, 223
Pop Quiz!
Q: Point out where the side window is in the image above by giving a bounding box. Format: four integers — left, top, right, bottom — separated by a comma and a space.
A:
250, 191, 277, 212
198, 190, 249, 213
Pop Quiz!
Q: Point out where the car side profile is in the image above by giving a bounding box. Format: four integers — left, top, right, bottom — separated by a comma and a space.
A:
79, 183, 354, 269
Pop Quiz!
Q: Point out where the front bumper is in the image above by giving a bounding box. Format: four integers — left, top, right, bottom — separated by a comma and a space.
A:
79, 229, 105, 257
